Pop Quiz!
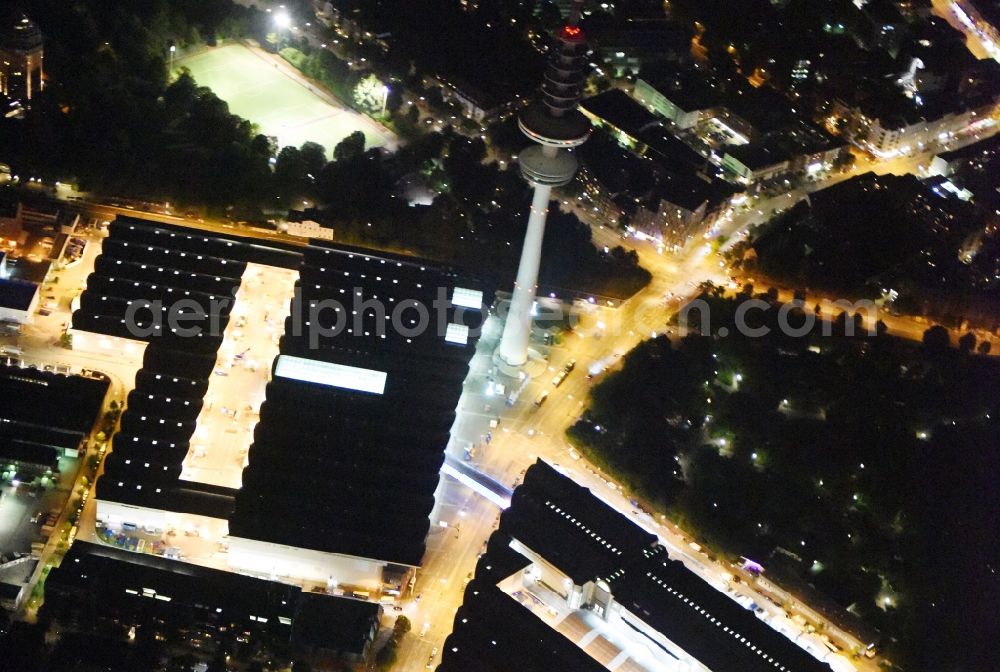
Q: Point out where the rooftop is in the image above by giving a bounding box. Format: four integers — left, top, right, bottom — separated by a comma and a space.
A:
637, 67, 724, 113
439, 576, 608, 672
499, 461, 657, 585
637, 126, 712, 173
86, 218, 491, 567
1, 15, 43, 52
441, 461, 835, 672
0, 363, 108, 436
291, 593, 382, 656
651, 169, 737, 212
48, 541, 301, 621
230, 243, 492, 567
0, 278, 37, 311
581, 89, 659, 138
722, 86, 797, 137
935, 133, 1000, 165
611, 550, 831, 672
724, 141, 795, 171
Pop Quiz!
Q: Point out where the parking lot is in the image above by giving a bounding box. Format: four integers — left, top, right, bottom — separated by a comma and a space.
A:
0, 456, 80, 570
180, 263, 299, 489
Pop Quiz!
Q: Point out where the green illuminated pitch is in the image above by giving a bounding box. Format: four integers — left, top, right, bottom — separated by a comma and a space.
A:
176, 43, 393, 158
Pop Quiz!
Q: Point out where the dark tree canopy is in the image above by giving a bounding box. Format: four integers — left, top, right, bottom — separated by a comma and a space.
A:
570, 293, 1000, 670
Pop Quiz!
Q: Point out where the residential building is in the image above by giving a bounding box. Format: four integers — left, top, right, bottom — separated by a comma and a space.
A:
929, 133, 1000, 176
631, 172, 731, 249
952, 0, 1000, 57
579, 93, 738, 239
574, 164, 624, 226
0, 14, 43, 101
833, 92, 998, 157
290, 593, 383, 665
590, 22, 690, 77
43, 542, 383, 668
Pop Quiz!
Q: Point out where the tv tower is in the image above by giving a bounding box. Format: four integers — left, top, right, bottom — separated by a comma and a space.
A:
497, 1, 591, 368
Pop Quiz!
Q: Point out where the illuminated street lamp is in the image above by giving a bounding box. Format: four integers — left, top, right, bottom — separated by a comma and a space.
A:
273, 11, 291, 49
169, 43, 176, 71
380, 84, 389, 118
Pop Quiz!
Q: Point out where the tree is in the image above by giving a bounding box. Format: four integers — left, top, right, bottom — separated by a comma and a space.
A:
833, 148, 855, 171
274, 146, 305, 196
206, 653, 229, 672
299, 141, 327, 178
922, 325, 951, 353
353, 74, 388, 116
392, 615, 411, 640
537, 0, 562, 29
957, 332, 976, 353
386, 87, 404, 115
977, 340, 991, 355
375, 641, 398, 670
333, 131, 366, 162
167, 654, 196, 672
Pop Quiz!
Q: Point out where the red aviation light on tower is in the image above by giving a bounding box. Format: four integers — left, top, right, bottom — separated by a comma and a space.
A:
560, 24, 584, 40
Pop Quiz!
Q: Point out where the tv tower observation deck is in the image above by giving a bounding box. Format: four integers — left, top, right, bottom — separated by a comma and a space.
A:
497, 8, 591, 368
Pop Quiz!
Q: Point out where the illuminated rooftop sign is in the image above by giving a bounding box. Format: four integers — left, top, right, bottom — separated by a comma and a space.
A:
452, 287, 483, 309
445, 323, 470, 345
274, 355, 386, 395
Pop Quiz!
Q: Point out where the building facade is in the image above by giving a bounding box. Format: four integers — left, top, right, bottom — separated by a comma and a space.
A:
0, 15, 43, 101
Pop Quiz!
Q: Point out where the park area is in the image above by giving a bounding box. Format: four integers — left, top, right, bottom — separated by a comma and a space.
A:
176, 43, 394, 158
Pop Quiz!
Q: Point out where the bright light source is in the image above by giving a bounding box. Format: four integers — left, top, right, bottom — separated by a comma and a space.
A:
274, 11, 291, 28
452, 287, 483, 309
275, 355, 386, 394
444, 323, 469, 345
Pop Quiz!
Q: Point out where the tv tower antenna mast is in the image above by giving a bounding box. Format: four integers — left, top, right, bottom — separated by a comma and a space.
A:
497, 0, 590, 367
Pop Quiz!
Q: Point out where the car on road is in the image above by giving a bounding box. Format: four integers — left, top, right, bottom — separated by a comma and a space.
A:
564, 358, 576, 373
551, 370, 567, 387
534, 391, 549, 407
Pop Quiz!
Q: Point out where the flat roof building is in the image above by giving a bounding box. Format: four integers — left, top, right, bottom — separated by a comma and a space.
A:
0, 277, 38, 324
439, 461, 836, 672
80, 217, 491, 593
229, 242, 491, 583
42, 541, 384, 667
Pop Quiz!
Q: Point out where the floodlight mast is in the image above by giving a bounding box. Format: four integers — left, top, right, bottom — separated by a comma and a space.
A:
497, 0, 590, 367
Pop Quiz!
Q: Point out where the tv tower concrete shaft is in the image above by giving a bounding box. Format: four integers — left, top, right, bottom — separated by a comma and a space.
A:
497, 4, 591, 367
498, 172, 556, 365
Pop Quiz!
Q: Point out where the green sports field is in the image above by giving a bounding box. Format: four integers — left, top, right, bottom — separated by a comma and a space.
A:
177, 43, 393, 158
